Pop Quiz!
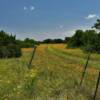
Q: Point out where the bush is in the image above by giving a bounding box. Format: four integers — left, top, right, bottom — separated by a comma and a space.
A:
7, 44, 22, 57
0, 45, 22, 58
0, 30, 22, 58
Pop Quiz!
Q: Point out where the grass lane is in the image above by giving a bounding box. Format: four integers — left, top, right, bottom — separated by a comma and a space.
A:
47, 44, 100, 70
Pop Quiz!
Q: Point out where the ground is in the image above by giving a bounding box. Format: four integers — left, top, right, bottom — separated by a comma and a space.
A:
0, 44, 100, 100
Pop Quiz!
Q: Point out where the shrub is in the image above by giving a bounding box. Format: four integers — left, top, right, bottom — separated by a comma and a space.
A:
0, 30, 22, 58
0, 45, 22, 58
7, 44, 22, 57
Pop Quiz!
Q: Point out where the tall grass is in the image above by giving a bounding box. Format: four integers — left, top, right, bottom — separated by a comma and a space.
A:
0, 44, 100, 100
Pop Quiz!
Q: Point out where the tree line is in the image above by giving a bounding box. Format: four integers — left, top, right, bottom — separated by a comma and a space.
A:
41, 37, 70, 44
67, 19, 100, 53
0, 31, 37, 58
1, 19, 100, 58
16, 38, 38, 48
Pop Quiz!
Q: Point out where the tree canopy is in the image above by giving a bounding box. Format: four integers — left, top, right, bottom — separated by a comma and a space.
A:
67, 29, 100, 53
0, 30, 22, 58
93, 19, 100, 30
0, 30, 37, 58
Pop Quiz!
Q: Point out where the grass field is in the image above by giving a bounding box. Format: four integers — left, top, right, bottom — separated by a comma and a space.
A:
0, 44, 100, 100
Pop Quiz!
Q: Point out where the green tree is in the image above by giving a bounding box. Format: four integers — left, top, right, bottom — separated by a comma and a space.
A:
83, 30, 100, 53
68, 30, 84, 48
93, 19, 100, 30
0, 30, 22, 58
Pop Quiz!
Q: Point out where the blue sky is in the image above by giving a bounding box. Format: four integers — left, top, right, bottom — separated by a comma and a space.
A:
0, 0, 100, 40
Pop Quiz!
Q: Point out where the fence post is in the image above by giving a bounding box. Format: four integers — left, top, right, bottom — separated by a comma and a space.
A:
79, 52, 91, 86
93, 71, 100, 100
27, 45, 37, 69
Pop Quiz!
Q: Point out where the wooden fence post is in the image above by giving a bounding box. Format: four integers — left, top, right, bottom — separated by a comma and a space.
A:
93, 71, 100, 100
27, 45, 37, 69
80, 52, 91, 86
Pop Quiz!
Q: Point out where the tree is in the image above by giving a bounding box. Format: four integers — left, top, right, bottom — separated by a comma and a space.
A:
0, 30, 22, 58
68, 30, 84, 48
42, 38, 65, 44
43, 39, 53, 43
93, 19, 100, 30
64, 37, 70, 43
67, 29, 100, 53
53, 39, 64, 43
82, 30, 100, 53
16, 38, 37, 48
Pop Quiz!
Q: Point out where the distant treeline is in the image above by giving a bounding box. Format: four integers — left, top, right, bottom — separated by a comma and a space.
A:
0, 30, 37, 58
67, 19, 100, 54
1, 19, 100, 58
41, 37, 70, 44
16, 38, 38, 48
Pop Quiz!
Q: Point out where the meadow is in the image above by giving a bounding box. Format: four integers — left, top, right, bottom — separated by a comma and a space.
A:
0, 44, 100, 100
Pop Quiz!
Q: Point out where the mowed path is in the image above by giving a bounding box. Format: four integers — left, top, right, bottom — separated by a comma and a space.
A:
33, 44, 99, 76
29, 44, 100, 99
23, 44, 99, 89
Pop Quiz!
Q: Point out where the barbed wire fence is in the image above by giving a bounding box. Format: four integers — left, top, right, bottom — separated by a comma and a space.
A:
27, 45, 37, 69
78, 49, 100, 100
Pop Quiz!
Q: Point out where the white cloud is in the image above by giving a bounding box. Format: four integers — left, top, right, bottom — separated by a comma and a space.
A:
56, 25, 64, 30
85, 14, 99, 19
24, 6, 35, 11
24, 6, 28, 10
30, 6, 35, 11
59, 25, 63, 29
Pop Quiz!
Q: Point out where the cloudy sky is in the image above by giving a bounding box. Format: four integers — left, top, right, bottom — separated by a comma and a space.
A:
0, 0, 100, 40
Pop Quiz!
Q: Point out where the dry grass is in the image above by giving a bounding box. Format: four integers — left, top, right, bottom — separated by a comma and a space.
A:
0, 44, 100, 100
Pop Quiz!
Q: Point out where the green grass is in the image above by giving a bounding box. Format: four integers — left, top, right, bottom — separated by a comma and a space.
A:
48, 45, 100, 69
0, 44, 100, 100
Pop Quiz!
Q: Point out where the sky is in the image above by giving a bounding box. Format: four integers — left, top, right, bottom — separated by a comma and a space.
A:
0, 0, 100, 40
